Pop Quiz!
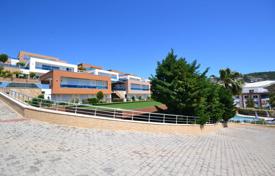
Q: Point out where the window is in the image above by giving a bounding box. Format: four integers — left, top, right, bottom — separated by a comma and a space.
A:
113, 84, 126, 91
130, 84, 149, 91
35, 62, 74, 72
253, 95, 258, 99
60, 77, 108, 89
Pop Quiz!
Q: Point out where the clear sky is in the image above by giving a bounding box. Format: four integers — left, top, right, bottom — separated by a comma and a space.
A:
1, 0, 274, 78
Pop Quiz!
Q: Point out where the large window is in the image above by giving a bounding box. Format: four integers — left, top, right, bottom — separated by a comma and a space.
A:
60, 77, 108, 89
35, 62, 74, 72
130, 84, 149, 91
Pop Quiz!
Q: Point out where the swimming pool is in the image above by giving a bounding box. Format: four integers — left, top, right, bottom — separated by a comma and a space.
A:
230, 115, 257, 122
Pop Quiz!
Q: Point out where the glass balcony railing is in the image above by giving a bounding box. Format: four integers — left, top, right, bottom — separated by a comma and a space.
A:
60, 84, 108, 89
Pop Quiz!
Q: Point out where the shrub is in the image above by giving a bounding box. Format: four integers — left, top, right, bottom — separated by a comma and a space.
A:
131, 96, 135, 102
16, 61, 26, 67
1, 70, 12, 78
87, 98, 98, 105
13, 71, 21, 78
96, 91, 104, 102
29, 72, 36, 79
112, 98, 124, 102
238, 108, 255, 116
41, 99, 53, 107
0, 54, 8, 63
37, 94, 44, 99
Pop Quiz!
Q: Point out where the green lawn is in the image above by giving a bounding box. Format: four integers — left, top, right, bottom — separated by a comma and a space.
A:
95, 101, 162, 110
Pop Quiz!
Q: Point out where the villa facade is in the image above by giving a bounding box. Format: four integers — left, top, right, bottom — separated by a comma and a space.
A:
40, 70, 112, 102
1, 51, 151, 103
235, 80, 275, 109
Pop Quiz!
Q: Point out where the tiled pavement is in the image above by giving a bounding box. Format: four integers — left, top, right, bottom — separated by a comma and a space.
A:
0, 100, 275, 176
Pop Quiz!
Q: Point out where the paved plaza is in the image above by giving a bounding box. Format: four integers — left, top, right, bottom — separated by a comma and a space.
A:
0, 100, 275, 176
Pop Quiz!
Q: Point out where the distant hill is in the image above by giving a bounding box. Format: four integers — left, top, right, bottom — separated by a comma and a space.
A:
244, 71, 275, 82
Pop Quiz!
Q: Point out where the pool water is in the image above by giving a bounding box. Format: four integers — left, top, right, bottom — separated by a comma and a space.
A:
230, 115, 257, 122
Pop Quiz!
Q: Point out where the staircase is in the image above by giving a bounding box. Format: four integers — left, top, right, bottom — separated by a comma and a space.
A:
112, 91, 126, 101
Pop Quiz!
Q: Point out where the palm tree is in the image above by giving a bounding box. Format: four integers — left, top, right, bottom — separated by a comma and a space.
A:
219, 68, 243, 95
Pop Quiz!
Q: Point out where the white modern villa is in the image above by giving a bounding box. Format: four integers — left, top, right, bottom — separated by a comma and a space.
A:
1, 51, 151, 103
10, 51, 78, 75
235, 80, 275, 108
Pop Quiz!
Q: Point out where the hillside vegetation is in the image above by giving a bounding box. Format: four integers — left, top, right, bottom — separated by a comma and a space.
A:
244, 71, 275, 82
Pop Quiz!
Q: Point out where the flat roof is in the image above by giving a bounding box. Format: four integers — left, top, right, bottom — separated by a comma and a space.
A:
244, 80, 275, 88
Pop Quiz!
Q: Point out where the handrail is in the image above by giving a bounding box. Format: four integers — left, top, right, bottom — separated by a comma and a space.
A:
1, 88, 202, 125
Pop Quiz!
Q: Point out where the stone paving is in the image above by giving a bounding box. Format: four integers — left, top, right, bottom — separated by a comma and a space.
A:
0, 100, 275, 176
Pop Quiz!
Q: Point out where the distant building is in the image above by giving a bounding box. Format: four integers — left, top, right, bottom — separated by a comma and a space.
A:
235, 80, 275, 108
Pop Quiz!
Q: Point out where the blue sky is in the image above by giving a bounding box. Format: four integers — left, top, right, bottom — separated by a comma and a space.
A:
1, 0, 274, 78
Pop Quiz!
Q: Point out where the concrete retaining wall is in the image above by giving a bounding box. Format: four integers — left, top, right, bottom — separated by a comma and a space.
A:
0, 92, 224, 135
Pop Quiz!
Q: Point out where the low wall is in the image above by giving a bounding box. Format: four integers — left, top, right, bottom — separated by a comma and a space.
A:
0, 92, 224, 135
0, 92, 25, 116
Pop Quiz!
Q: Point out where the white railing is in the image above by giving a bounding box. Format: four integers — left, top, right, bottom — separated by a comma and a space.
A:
1, 88, 205, 125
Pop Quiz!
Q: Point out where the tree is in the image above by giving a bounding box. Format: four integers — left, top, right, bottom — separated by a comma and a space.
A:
246, 97, 255, 108
150, 50, 213, 124
151, 50, 208, 115
218, 87, 236, 126
204, 84, 224, 123
96, 91, 104, 102
219, 68, 243, 95
150, 50, 237, 126
268, 93, 275, 109
0, 54, 8, 63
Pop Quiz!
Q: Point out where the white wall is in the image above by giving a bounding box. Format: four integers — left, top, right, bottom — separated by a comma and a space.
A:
27, 57, 78, 74
93, 69, 119, 81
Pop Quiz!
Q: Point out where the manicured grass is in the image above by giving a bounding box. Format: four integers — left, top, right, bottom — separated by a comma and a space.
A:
95, 101, 162, 110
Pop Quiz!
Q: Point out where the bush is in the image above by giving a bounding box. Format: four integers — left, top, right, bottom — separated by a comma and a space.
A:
37, 94, 44, 99
238, 108, 254, 116
87, 98, 98, 105
16, 62, 26, 67
252, 119, 266, 125
41, 99, 53, 107
0, 70, 12, 78
13, 71, 21, 78
29, 72, 36, 79
112, 98, 124, 102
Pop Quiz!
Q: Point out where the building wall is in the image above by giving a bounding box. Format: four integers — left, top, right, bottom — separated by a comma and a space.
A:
27, 57, 77, 74
126, 80, 151, 95
94, 69, 119, 82
41, 70, 112, 95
